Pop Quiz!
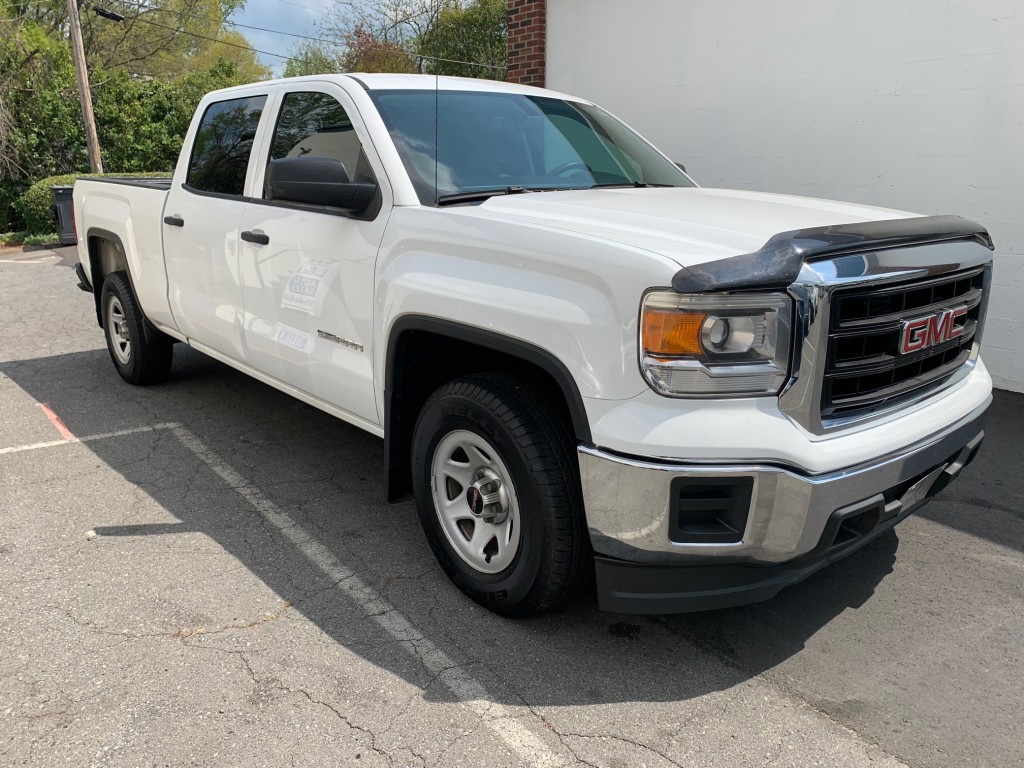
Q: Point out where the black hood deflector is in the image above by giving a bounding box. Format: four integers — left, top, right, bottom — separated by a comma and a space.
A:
671, 215, 994, 294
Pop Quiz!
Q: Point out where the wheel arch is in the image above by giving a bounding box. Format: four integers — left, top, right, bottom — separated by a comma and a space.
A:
86, 228, 162, 345
86, 228, 130, 327
384, 315, 592, 502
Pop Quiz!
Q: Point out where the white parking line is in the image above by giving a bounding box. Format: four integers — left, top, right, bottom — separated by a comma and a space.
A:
170, 425, 568, 767
0, 423, 181, 456
2, 408, 567, 762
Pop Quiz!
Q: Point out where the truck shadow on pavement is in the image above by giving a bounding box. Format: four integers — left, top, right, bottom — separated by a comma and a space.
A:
3, 344, 1014, 707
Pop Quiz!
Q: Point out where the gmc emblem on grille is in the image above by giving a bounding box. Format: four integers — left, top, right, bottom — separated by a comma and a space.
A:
899, 306, 968, 354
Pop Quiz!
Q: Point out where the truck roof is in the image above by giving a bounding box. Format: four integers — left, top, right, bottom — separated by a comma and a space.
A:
205, 73, 589, 104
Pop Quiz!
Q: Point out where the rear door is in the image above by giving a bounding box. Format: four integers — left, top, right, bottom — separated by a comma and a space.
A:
237, 84, 391, 426
164, 92, 270, 360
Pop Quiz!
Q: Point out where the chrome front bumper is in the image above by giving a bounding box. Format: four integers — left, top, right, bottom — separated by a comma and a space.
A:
579, 398, 990, 567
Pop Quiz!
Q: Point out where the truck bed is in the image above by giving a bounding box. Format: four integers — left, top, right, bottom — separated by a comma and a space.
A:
73, 176, 175, 331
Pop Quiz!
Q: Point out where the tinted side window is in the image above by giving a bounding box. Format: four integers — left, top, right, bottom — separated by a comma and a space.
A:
187, 95, 267, 196
267, 91, 374, 192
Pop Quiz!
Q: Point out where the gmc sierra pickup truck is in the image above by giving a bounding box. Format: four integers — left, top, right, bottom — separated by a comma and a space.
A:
73, 74, 993, 616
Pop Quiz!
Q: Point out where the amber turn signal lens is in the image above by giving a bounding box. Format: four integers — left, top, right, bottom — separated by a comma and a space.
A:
642, 309, 706, 355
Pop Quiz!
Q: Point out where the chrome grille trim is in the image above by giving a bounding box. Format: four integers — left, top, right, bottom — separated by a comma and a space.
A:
778, 240, 994, 435
823, 269, 985, 417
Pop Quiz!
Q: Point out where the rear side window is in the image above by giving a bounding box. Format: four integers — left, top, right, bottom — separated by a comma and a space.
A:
187, 95, 267, 196
266, 91, 375, 192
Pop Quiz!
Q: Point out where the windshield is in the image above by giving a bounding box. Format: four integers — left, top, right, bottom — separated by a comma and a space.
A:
368, 89, 694, 204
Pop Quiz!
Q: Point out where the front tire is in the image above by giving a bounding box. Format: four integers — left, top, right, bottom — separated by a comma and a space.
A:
101, 272, 173, 385
411, 374, 590, 617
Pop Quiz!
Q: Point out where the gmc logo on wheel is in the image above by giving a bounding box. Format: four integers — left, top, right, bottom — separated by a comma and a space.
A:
899, 306, 968, 354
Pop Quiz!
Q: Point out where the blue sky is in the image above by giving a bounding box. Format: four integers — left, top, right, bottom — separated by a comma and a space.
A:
233, 0, 338, 75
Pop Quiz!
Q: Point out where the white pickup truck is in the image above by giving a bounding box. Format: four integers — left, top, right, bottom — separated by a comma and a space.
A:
73, 74, 993, 616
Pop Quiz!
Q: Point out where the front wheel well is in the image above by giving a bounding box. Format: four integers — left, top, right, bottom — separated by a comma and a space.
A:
384, 318, 592, 501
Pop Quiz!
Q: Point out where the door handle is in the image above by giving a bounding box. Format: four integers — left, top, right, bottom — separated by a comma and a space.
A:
241, 230, 270, 245
163, 215, 184, 227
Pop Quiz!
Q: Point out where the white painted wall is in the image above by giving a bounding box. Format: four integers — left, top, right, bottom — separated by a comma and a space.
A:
547, 0, 1024, 392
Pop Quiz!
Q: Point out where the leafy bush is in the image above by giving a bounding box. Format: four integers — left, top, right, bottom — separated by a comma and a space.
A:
23, 233, 60, 247
0, 179, 31, 233
1, 231, 26, 246
16, 172, 171, 235
2, 25, 257, 232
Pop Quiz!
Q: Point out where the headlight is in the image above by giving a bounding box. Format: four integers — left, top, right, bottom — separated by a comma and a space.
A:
640, 291, 792, 396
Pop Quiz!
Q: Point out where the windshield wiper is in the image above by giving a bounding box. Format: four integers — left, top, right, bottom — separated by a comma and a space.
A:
436, 181, 673, 206
589, 181, 672, 189
436, 186, 533, 206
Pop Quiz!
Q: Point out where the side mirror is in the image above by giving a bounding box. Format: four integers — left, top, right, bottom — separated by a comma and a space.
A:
265, 156, 376, 213
674, 161, 688, 174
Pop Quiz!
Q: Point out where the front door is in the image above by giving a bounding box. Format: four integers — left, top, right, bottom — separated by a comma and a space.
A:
164, 93, 269, 360
237, 85, 391, 426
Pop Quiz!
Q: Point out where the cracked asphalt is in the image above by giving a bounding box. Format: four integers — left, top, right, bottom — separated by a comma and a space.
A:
1, 246, 1022, 768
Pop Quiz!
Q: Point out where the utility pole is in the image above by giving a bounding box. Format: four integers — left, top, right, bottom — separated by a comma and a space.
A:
66, 0, 103, 173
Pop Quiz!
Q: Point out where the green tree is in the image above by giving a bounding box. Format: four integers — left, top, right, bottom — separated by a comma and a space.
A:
6, 0, 268, 80
340, 24, 417, 73
0, 15, 84, 181
0, 15, 84, 229
417, 0, 506, 79
93, 59, 259, 173
0, 0, 268, 229
184, 29, 272, 83
315, 0, 506, 77
282, 41, 341, 77
323, 0, 455, 49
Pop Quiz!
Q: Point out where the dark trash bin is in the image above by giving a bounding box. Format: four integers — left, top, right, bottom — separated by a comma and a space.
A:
51, 185, 76, 246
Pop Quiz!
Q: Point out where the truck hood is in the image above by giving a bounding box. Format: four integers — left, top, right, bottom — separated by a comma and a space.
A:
470, 187, 919, 268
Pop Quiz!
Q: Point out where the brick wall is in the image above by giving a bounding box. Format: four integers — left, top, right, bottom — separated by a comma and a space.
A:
507, 0, 546, 86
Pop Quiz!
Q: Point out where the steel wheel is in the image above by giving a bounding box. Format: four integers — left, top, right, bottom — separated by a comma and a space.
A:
430, 429, 522, 575
99, 271, 173, 385
413, 374, 591, 616
106, 295, 131, 365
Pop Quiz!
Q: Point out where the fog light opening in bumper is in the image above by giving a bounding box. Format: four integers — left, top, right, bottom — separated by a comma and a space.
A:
668, 477, 753, 544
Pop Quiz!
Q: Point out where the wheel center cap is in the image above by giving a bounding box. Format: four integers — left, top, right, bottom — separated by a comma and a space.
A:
466, 486, 485, 516
466, 470, 506, 523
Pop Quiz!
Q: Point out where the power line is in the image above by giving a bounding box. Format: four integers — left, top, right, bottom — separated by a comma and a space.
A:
156, 7, 507, 72
111, 0, 341, 47
268, 0, 332, 17
90, 4, 506, 72
101, 9, 302, 62
413, 54, 504, 72
104, 2, 506, 69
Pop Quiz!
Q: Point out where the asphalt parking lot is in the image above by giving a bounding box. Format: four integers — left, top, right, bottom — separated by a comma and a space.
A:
1, 247, 1022, 768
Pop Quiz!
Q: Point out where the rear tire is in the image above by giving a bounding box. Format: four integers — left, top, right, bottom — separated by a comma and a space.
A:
411, 373, 590, 617
101, 272, 173, 385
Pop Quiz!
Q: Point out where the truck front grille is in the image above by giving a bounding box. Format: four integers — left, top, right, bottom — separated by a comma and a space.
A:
822, 268, 986, 419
